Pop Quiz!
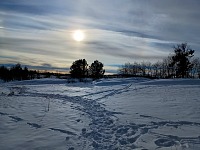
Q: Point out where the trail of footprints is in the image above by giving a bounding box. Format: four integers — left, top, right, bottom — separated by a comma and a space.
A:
1, 87, 200, 149
1, 108, 200, 149
0, 111, 75, 134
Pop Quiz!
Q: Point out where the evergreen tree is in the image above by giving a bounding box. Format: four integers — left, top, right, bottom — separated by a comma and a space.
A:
89, 60, 105, 79
70, 59, 88, 78
170, 43, 195, 78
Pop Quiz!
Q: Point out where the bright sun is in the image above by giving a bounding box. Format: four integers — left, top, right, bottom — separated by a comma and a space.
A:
73, 30, 85, 42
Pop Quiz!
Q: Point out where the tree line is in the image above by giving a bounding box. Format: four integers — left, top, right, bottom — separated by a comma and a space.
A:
0, 64, 66, 82
118, 43, 200, 78
1, 43, 199, 82
0, 64, 39, 82
0, 60, 105, 82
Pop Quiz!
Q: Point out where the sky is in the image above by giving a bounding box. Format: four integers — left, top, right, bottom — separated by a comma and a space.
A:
0, 0, 200, 74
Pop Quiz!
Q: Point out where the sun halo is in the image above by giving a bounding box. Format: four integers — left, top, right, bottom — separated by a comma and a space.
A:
73, 30, 85, 42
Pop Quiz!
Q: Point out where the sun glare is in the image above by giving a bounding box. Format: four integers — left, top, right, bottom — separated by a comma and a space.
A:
73, 30, 85, 42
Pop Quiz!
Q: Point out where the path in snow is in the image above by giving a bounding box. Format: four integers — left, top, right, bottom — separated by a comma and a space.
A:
0, 78, 200, 149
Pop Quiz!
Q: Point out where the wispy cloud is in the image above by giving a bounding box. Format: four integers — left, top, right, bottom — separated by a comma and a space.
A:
0, 0, 200, 73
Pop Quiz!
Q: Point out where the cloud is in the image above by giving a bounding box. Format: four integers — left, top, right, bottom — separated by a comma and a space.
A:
0, 63, 70, 73
0, 0, 200, 73
0, 1, 52, 15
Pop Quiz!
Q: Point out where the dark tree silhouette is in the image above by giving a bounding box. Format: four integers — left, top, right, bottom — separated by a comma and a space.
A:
191, 58, 200, 78
22, 66, 29, 80
0, 66, 11, 81
89, 60, 105, 79
70, 59, 88, 78
0, 64, 31, 82
0, 64, 66, 82
170, 43, 195, 78
10, 63, 23, 80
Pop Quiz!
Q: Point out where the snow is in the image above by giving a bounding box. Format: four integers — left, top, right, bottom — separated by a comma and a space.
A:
0, 78, 200, 150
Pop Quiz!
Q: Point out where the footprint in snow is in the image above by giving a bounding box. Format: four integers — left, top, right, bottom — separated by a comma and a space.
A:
81, 128, 87, 134
9, 116, 24, 122
49, 128, 76, 135
65, 137, 70, 141
27, 122, 42, 129
154, 138, 176, 147
0, 112, 9, 116
76, 119, 81, 122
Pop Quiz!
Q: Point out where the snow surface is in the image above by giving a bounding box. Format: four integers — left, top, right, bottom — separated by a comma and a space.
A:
0, 78, 200, 150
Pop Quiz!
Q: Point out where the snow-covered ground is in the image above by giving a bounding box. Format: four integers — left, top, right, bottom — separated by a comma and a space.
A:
0, 78, 200, 150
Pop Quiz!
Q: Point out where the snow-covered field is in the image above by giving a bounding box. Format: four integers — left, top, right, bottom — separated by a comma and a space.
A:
0, 78, 200, 150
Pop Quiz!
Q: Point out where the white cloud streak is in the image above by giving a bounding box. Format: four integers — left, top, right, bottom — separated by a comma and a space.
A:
0, 0, 200, 73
